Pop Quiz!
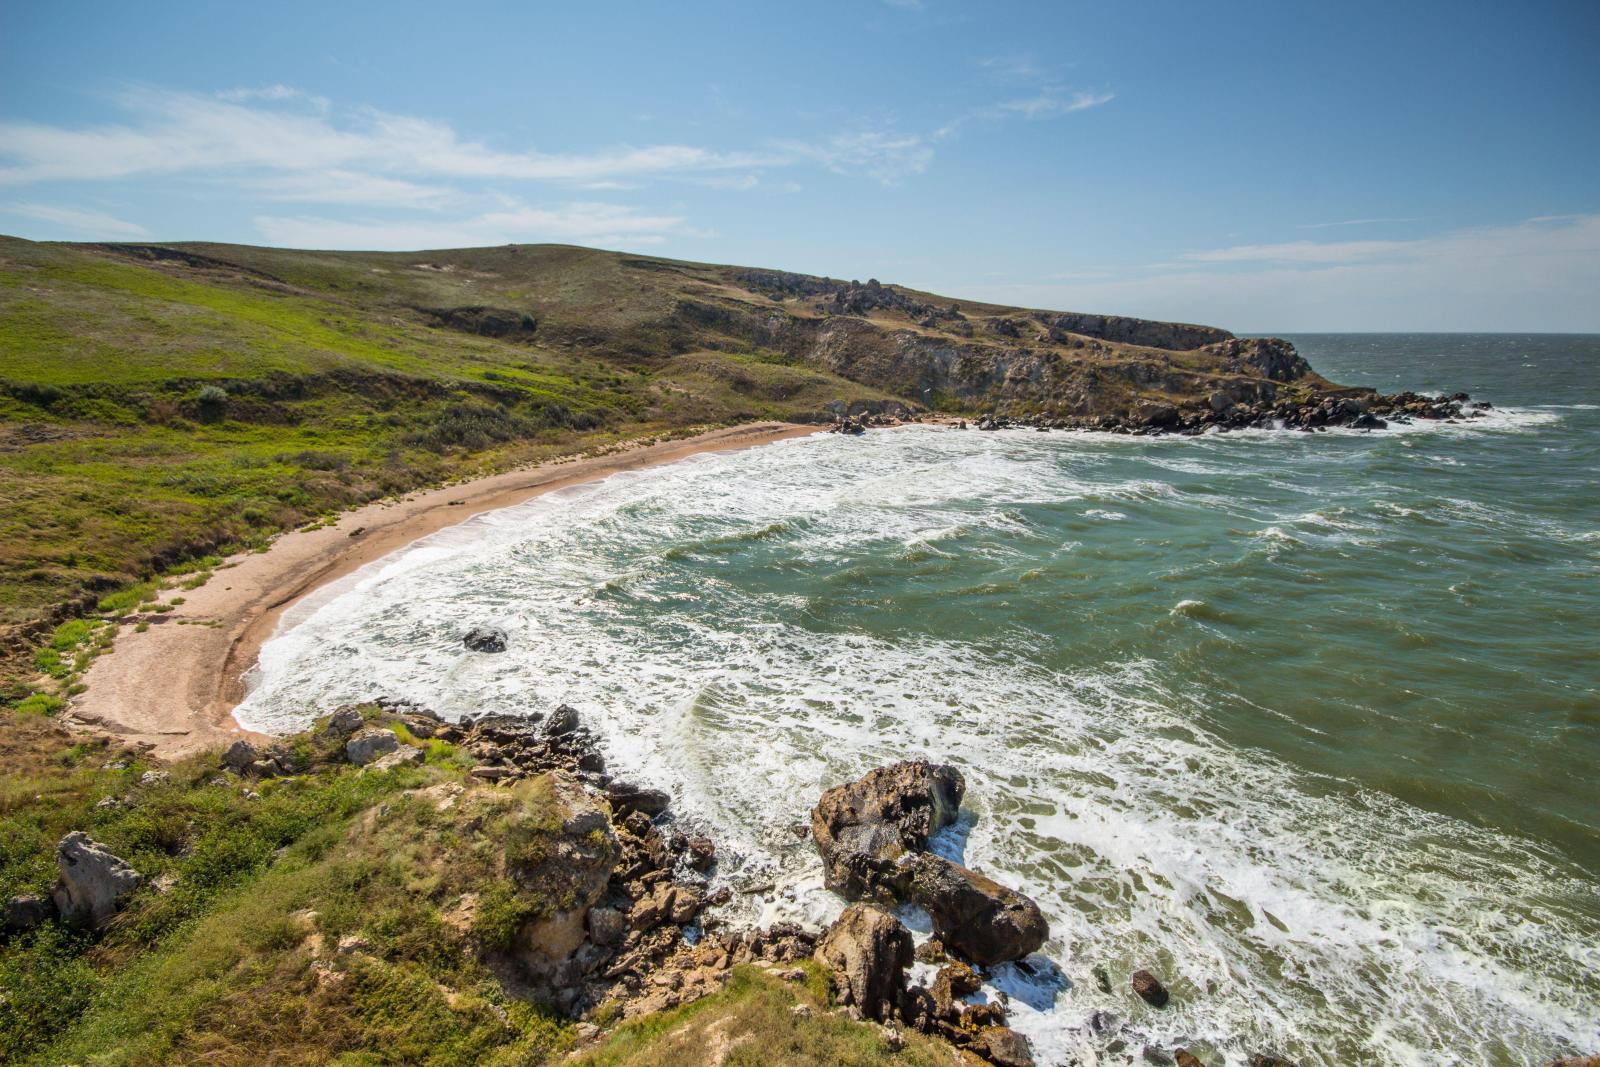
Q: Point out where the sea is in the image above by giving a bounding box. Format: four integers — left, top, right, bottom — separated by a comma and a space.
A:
235, 334, 1600, 1067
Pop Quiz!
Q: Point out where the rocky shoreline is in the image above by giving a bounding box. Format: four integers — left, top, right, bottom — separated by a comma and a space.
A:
826, 388, 1491, 438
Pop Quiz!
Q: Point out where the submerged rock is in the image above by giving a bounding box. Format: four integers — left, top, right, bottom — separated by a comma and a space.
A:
1132, 968, 1170, 1007
463, 625, 508, 653
52, 832, 143, 927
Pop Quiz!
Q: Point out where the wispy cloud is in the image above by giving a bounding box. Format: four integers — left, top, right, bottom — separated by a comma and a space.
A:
0, 202, 148, 237
960, 214, 1600, 332
253, 200, 699, 251
1298, 216, 1426, 229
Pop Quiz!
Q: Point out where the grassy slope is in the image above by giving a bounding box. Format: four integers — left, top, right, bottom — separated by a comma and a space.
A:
0, 714, 958, 1066
0, 237, 900, 699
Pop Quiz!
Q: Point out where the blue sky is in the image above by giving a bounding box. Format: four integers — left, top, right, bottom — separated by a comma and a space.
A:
2, 0, 1597, 331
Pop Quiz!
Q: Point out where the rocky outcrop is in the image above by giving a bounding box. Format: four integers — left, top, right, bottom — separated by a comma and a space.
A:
811, 760, 963, 900
422, 306, 537, 339
814, 904, 914, 1022
811, 761, 1046, 966
51, 832, 143, 927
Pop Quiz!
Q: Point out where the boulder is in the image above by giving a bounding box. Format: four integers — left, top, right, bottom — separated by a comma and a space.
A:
1175, 1053, 1204, 1067
51, 832, 143, 927
221, 739, 258, 770
814, 904, 913, 1022
607, 781, 670, 817
971, 1026, 1035, 1067
463, 625, 507, 653
587, 905, 627, 947
906, 854, 1047, 966
1131, 968, 1170, 1007
345, 728, 399, 766
811, 760, 964, 900
543, 703, 580, 736
4, 893, 54, 934
329, 706, 365, 734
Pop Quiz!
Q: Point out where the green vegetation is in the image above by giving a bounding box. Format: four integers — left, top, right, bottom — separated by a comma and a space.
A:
0, 715, 959, 1066
0, 236, 903, 699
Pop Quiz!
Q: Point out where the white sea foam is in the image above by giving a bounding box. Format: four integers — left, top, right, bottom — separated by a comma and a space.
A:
236, 427, 1598, 1066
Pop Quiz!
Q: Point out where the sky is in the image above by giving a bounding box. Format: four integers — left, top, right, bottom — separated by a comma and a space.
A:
2, 0, 1597, 331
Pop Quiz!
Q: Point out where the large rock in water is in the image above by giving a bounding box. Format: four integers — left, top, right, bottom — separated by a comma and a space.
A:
813, 904, 913, 1022
463, 625, 507, 653
811, 760, 964, 899
51, 832, 143, 927
906, 854, 1048, 966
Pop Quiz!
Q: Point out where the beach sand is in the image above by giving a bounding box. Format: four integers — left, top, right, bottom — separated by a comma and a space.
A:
68, 422, 817, 756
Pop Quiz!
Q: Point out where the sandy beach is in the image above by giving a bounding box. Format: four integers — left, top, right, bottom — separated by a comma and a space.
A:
68, 422, 817, 756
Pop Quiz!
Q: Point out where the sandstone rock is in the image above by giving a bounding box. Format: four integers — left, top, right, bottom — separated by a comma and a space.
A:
971, 1026, 1035, 1067
367, 746, 425, 772
815, 904, 913, 1023
1175, 1052, 1205, 1067
811, 760, 963, 899
51, 832, 143, 927
684, 836, 716, 872
221, 739, 258, 770
931, 960, 982, 1018
345, 728, 399, 766
463, 625, 507, 652
1131, 968, 1170, 1007
906, 854, 1047, 966
4, 893, 54, 934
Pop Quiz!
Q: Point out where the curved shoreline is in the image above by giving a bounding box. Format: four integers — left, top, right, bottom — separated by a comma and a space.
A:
68, 422, 817, 756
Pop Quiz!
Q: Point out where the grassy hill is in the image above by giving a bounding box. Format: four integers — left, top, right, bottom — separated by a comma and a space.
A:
0, 235, 1327, 701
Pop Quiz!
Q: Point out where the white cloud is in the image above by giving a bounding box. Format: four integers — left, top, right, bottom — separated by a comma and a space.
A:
780, 130, 934, 186
955, 215, 1600, 332
0, 202, 148, 237
245, 169, 455, 207
0, 87, 777, 187
253, 200, 696, 251
1298, 216, 1426, 229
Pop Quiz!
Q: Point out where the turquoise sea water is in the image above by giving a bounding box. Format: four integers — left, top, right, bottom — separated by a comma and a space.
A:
238, 334, 1599, 1066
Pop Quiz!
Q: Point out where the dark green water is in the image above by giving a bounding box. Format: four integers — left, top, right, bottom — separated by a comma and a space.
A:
241, 334, 1600, 1065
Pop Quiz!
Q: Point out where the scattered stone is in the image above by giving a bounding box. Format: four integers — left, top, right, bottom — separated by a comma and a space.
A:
138, 770, 168, 786
345, 728, 399, 766
881, 1025, 905, 1052
1131, 968, 1170, 1007
51, 832, 143, 927
4, 893, 54, 934
248, 759, 279, 778
221, 739, 258, 770
94, 796, 122, 811
792, 1004, 814, 1019
463, 625, 508, 653
336, 934, 371, 956
573, 1022, 600, 1041
587, 906, 628, 947
814, 904, 914, 1023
